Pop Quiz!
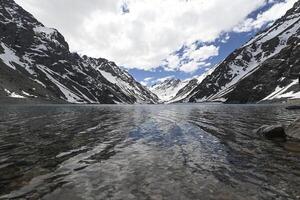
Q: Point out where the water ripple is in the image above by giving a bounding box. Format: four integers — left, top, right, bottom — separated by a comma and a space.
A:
0, 104, 299, 200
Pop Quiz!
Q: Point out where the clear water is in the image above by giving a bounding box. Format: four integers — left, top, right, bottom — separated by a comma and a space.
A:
0, 104, 299, 200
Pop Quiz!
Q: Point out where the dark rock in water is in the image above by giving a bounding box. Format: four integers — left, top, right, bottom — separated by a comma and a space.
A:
256, 125, 286, 139
286, 105, 300, 110
286, 118, 300, 139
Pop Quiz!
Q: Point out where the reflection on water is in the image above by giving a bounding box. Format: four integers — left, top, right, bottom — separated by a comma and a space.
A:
0, 104, 299, 200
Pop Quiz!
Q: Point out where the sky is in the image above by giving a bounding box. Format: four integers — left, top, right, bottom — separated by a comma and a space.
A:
15, 0, 297, 86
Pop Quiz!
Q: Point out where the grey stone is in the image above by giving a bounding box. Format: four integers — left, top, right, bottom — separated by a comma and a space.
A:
256, 124, 287, 139
286, 118, 300, 139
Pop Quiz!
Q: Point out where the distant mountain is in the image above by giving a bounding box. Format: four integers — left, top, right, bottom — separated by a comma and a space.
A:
149, 78, 189, 102
169, 68, 215, 103
0, 0, 158, 104
182, 1, 300, 103
149, 68, 215, 103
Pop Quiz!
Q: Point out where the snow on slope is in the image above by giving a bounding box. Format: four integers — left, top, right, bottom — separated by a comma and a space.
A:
0, 0, 159, 104
150, 78, 190, 102
262, 79, 300, 100
83, 57, 159, 104
213, 17, 300, 101
184, 1, 300, 103
169, 68, 216, 103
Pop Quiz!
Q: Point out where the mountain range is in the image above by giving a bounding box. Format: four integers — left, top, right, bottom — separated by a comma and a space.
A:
0, 0, 158, 104
0, 0, 299, 104
172, 0, 300, 103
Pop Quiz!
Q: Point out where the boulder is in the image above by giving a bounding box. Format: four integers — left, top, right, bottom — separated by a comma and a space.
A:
285, 118, 300, 139
256, 125, 286, 139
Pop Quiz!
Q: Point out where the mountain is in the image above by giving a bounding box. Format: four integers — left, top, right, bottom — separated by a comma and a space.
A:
149, 78, 190, 102
0, 0, 158, 104
181, 1, 300, 103
168, 68, 216, 103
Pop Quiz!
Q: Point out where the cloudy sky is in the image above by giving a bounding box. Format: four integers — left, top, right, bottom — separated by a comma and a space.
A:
15, 0, 297, 85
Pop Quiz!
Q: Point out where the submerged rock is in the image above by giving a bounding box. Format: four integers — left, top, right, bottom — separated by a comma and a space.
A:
286, 118, 300, 139
256, 125, 286, 139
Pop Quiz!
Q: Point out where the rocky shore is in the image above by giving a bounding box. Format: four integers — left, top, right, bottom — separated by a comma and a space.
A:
286, 118, 300, 140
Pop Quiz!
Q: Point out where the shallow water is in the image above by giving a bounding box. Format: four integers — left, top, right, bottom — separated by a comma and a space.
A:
0, 104, 299, 200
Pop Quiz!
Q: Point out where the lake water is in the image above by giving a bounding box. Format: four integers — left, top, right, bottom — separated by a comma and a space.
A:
0, 104, 299, 200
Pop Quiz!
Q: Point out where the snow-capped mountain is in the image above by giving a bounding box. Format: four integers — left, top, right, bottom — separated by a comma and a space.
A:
169, 68, 215, 103
149, 78, 190, 102
149, 69, 215, 103
0, 0, 158, 104
182, 1, 300, 103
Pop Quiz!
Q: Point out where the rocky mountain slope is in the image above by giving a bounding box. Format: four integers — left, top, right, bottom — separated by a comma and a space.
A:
181, 1, 300, 103
0, 0, 158, 104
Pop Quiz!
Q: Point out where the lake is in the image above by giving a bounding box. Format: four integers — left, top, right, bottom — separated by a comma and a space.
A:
0, 104, 299, 200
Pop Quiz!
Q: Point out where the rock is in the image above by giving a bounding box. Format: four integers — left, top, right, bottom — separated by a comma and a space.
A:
285, 118, 300, 139
284, 142, 300, 152
256, 125, 287, 139
286, 105, 300, 110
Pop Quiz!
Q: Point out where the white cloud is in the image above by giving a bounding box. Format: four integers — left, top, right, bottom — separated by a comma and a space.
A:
140, 76, 156, 86
164, 45, 219, 73
221, 33, 231, 43
180, 61, 207, 73
140, 81, 148, 86
234, 0, 297, 32
15, 0, 268, 72
144, 77, 154, 81
185, 45, 219, 62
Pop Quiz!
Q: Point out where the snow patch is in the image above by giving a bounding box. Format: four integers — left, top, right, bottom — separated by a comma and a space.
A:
0, 43, 20, 70
4, 89, 26, 98
37, 65, 85, 103
22, 91, 37, 98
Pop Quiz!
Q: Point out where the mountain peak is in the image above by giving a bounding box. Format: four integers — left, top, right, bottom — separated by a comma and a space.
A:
182, 1, 300, 103
0, 0, 158, 104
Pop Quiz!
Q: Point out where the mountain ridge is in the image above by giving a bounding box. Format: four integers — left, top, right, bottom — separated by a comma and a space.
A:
0, 0, 158, 104
179, 1, 300, 103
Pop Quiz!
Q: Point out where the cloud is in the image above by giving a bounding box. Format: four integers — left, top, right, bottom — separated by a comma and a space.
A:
144, 77, 154, 81
140, 76, 155, 86
220, 33, 231, 43
16, 0, 296, 73
164, 45, 219, 73
140, 81, 148, 86
233, 0, 297, 32
15, 0, 268, 72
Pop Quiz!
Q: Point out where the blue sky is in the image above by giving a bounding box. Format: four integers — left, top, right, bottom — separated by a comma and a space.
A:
16, 0, 297, 86
129, 0, 293, 85
129, 31, 257, 84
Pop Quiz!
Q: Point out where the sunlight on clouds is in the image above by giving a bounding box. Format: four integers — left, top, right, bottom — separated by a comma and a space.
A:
16, 0, 280, 72
234, 0, 297, 32
164, 45, 219, 73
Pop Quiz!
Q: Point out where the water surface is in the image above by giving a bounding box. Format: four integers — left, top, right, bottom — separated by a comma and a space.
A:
0, 104, 299, 200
